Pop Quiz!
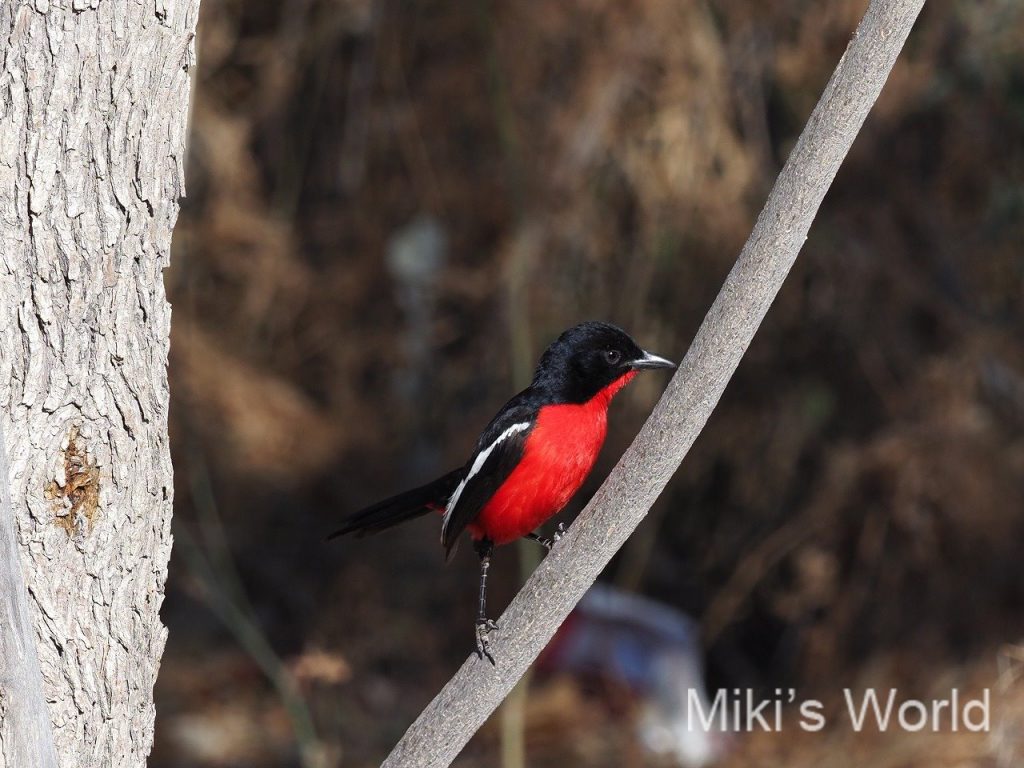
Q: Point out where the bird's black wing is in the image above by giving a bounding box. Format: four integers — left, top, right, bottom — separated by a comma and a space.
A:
440, 396, 537, 558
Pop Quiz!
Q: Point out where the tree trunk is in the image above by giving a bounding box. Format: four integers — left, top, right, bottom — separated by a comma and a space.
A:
0, 1, 199, 765
0, 423, 59, 768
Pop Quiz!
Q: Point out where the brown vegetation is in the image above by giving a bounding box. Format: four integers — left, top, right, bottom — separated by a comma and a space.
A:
157, 1, 1024, 765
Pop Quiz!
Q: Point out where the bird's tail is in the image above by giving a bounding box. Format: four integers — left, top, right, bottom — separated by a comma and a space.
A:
327, 468, 463, 539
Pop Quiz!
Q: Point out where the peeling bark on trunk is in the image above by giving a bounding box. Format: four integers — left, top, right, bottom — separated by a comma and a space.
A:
0, 1, 199, 765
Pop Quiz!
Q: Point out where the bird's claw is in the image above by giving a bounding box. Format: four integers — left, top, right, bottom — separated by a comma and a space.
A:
475, 618, 498, 664
533, 523, 568, 552
551, 522, 567, 543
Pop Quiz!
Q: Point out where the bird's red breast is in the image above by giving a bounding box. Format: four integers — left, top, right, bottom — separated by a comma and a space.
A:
467, 371, 638, 544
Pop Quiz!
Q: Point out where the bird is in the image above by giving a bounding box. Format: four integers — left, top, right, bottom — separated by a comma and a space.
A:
329, 321, 675, 662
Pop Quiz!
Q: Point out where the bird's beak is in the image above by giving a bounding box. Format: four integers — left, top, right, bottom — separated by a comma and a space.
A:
630, 350, 676, 370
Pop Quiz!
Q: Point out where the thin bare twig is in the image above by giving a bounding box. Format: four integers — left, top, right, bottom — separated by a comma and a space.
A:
176, 451, 322, 767
382, 2, 926, 765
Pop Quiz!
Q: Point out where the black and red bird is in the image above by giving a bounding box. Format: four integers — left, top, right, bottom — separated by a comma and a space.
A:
329, 322, 674, 661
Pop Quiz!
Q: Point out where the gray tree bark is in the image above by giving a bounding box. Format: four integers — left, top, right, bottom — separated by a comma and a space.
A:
0, 422, 59, 768
0, 1, 199, 766
382, 1, 927, 766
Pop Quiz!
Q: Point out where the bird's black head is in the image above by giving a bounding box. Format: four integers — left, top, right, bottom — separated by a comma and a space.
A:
531, 321, 675, 404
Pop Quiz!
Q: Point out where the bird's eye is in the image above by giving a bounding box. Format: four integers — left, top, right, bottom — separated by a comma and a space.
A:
604, 349, 622, 365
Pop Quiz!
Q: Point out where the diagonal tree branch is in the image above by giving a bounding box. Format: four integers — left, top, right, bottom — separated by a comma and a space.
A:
382, 1, 926, 765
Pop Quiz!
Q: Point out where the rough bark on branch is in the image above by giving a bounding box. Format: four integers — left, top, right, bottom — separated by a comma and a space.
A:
382, 1, 926, 766
0, 1, 199, 765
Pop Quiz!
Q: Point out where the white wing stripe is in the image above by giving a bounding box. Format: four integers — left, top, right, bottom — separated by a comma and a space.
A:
442, 421, 532, 537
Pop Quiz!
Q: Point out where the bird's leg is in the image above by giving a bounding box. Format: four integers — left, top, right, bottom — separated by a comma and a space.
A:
526, 522, 567, 551
473, 538, 497, 664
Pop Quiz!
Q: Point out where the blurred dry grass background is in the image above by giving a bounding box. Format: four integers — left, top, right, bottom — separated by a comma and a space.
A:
156, 0, 1024, 766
